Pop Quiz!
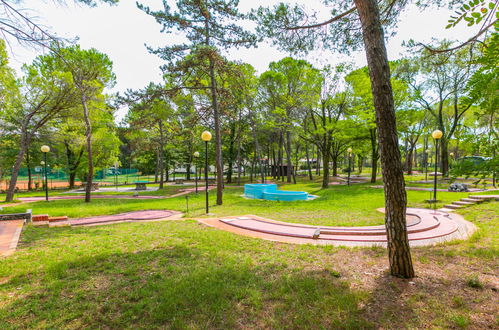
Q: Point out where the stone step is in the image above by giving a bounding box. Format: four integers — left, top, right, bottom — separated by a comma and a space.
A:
32, 221, 49, 227
32, 214, 49, 222
438, 208, 455, 213
469, 195, 499, 201
48, 216, 68, 222
49, 221, 71, 227
444, 204, 464, 210
461, 198, 483, 203
452, 201, 474, 206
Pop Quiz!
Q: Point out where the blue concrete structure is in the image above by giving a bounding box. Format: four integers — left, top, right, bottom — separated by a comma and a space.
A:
244, 183, 313, 201
244, 184, 277, 199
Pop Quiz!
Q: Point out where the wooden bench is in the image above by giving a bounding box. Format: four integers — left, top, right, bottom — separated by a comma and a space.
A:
175, 179, 184, 185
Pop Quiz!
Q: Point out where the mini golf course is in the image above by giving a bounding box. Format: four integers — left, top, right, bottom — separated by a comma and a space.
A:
198, 207, 478, 247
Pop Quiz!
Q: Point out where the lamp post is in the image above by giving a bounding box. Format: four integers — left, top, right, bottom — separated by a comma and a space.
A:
201, 131, 212, 214
40, 145, 50, 201
431, 129, 443, 201
193, 151, 200, 194
347, 147, 352, 186
425, 149, 430, 182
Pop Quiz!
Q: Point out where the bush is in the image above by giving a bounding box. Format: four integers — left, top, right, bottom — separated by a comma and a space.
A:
451, 156, 497, 186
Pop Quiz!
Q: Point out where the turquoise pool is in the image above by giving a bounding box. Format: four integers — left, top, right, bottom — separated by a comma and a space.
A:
244, 183, 313, 201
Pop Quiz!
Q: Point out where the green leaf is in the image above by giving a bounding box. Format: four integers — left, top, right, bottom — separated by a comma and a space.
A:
445, 24, 453, 29
463, 4, 470, 10
471, 12, 481, 18
489, 2, 496, 9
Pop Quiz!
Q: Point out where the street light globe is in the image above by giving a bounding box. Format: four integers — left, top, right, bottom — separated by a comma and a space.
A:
40, 161, 45, 165
425, 149, 430, 154
40, 145, 50, 153
201, 131, 212, 142
347, 147, 352, 154
431, 130, 443, 140
450, 152, 454, 158
193, 151, 200, 158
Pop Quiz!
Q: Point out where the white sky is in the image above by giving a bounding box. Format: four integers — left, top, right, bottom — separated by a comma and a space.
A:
5, 1, 480, 120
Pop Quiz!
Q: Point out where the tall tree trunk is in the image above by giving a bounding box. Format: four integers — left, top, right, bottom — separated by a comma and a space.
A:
5, 131, 30, 202
285, 130, 292, 183
272, 144, 277, 179
165, 159, 170, 182
154, 149, 159, 183
355, 0, 414, 278
26, 151, 32, 191
236, 132, 242, 186
332, 154, 338, 177
66, 143, 83, 189
69, 172, 77, 190
406, 146, 414, 175
440, 137, 449, 177
82, 94, 94, 203
305, 142, 313, 180
158, 121, 165, 189
277, 133, 283, 181
208, 57, 224, 205
316, 147, 321, 175
292, 143, 299, 184
321, 148, 330, 188
370, 128, 379, 183
358, 156, 364, 175
226, 123, 235, 183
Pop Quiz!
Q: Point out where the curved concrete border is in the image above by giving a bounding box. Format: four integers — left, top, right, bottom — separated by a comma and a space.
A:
56, 210, 184, 227
197, 208, 477, 247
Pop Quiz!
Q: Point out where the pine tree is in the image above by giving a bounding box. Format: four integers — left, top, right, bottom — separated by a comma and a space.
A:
138, 0, 257, 205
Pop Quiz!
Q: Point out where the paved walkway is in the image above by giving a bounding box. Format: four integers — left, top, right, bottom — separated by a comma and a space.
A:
0, 220, 24, 257
197, 208, 477, 247
370, 185, 489, 192
18, 195, 166, 203
46, 210, 183, 227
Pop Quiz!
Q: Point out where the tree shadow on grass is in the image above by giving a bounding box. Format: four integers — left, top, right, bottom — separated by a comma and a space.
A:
360, 271, 496, 329
18, 224, 115, 248
1, 245, 372, 329
360, 275, 418, 328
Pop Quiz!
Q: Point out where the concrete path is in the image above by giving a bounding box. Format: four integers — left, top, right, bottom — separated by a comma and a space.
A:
18, 195, 166, 203
197, 208, 477, 247
46, 210, 183, 227
0, 220, 24, 257
370, 185, 488, 192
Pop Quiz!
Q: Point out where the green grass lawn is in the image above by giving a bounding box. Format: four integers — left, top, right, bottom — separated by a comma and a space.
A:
0, 193, 497, 328
1, 178, 494, 226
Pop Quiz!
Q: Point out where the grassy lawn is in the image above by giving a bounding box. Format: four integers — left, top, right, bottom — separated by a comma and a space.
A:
0, 195, 497, 328
1, 178, 495, 226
